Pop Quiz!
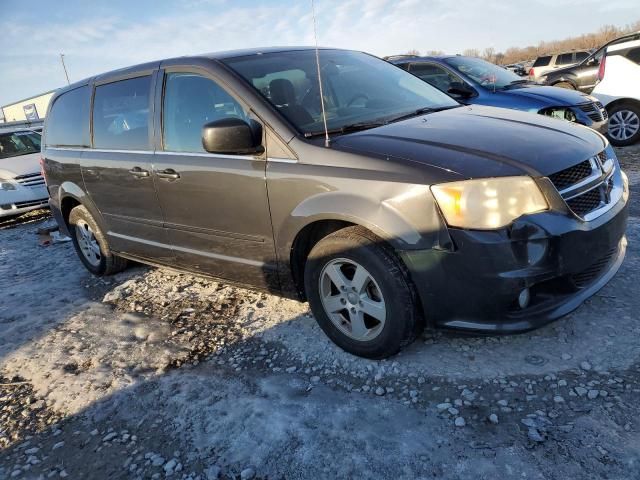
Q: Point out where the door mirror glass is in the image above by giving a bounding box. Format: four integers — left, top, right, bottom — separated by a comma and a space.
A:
202, 118, 263, 154
447, 81, 475, 98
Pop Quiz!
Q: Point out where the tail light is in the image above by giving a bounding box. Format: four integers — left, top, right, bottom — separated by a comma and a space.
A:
597, 55, 606, 82
529, 68, 535, 78
40, 156, 48, 185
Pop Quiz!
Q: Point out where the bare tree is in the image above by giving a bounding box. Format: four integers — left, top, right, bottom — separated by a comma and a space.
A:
463, 48, 480, 57
405, 49, 420, 56
482, 47, 496, 63
425, 50, 445, 56
474, 19, 640, 65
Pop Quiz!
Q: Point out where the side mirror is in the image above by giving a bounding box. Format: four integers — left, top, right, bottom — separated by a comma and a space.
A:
201, 118, 263, 155
447, 82, 475, 98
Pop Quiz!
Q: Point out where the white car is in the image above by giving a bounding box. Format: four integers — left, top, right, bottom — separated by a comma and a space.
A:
0, 127, 49, 218
592, 32, 640, 146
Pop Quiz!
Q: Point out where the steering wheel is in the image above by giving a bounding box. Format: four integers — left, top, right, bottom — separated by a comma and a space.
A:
346, 94, 369, 107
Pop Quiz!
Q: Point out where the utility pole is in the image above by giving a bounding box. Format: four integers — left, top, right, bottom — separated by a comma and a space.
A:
59, 53, 70, 85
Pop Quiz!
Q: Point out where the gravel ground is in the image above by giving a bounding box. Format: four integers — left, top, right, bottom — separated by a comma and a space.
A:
0, 146, 639, 480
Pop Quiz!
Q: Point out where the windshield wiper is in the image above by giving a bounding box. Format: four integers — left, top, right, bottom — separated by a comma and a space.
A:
502, 79, 533, 89
304, 121, 387, 138
387, 105, 461, 124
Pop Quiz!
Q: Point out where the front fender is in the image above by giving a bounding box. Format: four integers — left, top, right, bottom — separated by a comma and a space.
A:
278, 184, 452, 254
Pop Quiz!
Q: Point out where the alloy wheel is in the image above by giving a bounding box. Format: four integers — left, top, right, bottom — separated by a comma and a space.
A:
609, 109, 640, 141
75, 220, 102, 267
319, 258, 386, 341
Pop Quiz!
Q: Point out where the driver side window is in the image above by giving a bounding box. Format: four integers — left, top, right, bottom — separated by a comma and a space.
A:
163, 72, 247, 153
409, 63, 461, 94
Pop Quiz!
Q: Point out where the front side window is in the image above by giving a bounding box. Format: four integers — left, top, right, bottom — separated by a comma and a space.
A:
443, 56, 522, 89
223, 50, 458, 135
93, 76, 151, 150
0, 131, 41, 159
409, 63, 461, 93
162, 72, 248, 152
45, 86, 90, 147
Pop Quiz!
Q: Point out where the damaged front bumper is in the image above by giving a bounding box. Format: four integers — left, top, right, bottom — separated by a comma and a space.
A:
401, 175, 629, 334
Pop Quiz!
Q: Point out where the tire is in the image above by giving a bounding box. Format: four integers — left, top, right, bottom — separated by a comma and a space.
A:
607, 102, 640, 147
304, 226, 423, 359
68, 205, 127, 275
552, 81, 575, 90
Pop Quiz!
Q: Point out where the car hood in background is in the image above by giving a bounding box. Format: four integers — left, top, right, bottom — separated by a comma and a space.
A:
332, 105, 606, 179
0, 152, 42, 178
505, 85, 590, 106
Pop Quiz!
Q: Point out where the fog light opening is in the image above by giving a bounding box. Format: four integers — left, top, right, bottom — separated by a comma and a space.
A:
518, 288, 531, 309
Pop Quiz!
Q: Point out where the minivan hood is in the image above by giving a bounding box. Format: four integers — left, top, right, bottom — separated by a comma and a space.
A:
504, 85, 590, 106
0, 152, 42, 178
332, 105, 606, 179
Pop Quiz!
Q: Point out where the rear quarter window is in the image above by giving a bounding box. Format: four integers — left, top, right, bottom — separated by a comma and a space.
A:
533, 56, 551, 67
45, 86, 90, 147
626, 47, 640, 65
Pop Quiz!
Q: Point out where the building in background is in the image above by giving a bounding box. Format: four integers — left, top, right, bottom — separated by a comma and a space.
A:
1, 90, 57, 123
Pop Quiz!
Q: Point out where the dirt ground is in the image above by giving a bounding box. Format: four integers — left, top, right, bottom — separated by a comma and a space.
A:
1, 146, 639, 480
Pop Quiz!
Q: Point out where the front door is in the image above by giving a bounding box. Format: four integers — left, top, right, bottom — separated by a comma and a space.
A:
152, 69, 278, 289
81, 72, 173, 263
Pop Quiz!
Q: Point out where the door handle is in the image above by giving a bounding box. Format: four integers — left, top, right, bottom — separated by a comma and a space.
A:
155, 168, 180, 180
129, 167, 150, 178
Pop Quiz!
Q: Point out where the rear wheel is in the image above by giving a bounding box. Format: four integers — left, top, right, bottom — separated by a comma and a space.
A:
304, 226, 423, 359
68, 205, 127, 275
552, 81, 575, 90
607, 103, 640, 146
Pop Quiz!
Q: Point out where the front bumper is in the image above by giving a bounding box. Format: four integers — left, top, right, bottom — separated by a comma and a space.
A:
0, 184, 49, 218
401, 185, 628, 334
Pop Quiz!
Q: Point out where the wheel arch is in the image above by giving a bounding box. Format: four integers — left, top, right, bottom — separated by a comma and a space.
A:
276, 188, 452, 298
55, 181, 105, 234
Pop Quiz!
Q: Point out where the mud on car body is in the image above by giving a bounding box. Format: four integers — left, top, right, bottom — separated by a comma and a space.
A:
42, 48, 629, 358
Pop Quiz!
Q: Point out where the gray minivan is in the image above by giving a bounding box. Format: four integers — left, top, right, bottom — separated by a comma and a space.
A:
43, 47, 629, 358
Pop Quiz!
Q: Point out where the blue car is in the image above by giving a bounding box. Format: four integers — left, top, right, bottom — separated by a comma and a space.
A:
388, 55, 609, 134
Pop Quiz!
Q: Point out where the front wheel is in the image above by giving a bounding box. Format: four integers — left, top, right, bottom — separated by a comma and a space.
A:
304, 226, 423, 359
607, 103, 640, 146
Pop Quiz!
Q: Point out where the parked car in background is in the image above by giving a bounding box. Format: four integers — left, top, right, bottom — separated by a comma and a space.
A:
0, 123, 48, 218
591, 33, 640, 146
503, 63, 527, 76
539, 33, 640, 94
389, 55, 608, 133
43, 47, 628, 359
529, 50, 591, 81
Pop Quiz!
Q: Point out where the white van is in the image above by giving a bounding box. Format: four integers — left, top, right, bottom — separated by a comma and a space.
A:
592, 32, 640, 146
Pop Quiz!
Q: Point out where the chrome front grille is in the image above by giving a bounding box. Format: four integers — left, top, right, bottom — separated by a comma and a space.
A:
14, 172, 45, 188
548, 159, 592, 190
548, 151, 620, 221
577, 101, 607, 122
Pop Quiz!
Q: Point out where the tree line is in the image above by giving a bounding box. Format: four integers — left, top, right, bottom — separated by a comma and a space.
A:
406, 20, 640, 65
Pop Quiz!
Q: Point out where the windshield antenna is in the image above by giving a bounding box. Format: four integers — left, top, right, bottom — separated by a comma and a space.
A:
311, 0, 330, 147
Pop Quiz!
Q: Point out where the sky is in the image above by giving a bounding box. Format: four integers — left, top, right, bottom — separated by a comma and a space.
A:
1, 0, 638, 106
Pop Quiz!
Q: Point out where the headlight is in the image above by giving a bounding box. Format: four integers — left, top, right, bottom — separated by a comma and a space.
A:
540, 107, 577, 122
431, 176, 548, 229
0, 181, 17, 191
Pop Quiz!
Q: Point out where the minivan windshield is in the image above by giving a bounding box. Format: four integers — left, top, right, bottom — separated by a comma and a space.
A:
443, 56, 525, 90
223, 49, 459, 135
0, 131, 41, 159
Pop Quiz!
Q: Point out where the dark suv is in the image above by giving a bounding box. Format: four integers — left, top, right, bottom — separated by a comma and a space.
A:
43, 48, 629, 359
